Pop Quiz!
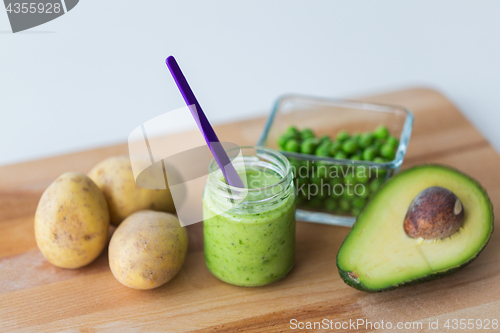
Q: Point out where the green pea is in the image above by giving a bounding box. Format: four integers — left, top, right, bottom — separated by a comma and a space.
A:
358, 132, 375, 148
325, 163, 338, 177
310, 174, 323, 186
350, 154, 362, 161
335, 151, 348, 159
330, 185, 343, 199
386, 136, 399, 148
339, 198, 351, 212
315, 143, 331, 157
357, 186, 370, 198
339, 164, 350, 174
285, 126, 300, 138
284, 139, 300, 152
374, 125, 389, 139
342, 187, 356, 200
362, 147, 377, 161
336, 130, 350, 142
380, 144, 396, 160
328, 164, 341, 177
351, 207, 362, 216
371, 141, 382, 154
371, 158, 387, 178
315, 164, 329, 178
355, 164, 367, 173
346, 165, 357, 175
344, 174, 357, 185
355, 171, 369, 184
352, 132, 361, 142
319, 135, 331, 145
277, 134, 292, 149
325, 199, 338, 211
342, 139, 358, 154
329, 141, 342, 156
370, 178, 385, 192
300, 128, 315, 140
329, 177, 342, 187
352, 197, 366, 209
378, 170, 387, 178
300, 138, 319, 154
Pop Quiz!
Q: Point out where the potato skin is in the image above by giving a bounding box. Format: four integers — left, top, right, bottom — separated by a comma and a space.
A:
34, 172, 110, 269
88, 156, 175, 226
108, 210, 188, 290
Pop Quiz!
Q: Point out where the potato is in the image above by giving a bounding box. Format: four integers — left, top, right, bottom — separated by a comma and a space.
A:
108, 210, 187, 290
88, 156, 175, 226
34, 172, 110, 269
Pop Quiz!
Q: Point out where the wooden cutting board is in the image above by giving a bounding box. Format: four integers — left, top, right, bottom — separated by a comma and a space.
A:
1, 88, 499, 332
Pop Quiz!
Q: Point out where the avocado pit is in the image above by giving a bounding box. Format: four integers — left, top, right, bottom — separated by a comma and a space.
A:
404, 186, 464, 239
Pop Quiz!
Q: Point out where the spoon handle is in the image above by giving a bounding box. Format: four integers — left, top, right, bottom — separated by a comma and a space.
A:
166, 56, 244, 188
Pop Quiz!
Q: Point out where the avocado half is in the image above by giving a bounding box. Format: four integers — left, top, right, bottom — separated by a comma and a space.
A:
337, 164, 494, 292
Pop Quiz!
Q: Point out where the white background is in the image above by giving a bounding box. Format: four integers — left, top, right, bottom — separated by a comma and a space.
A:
1, 1, 499, 166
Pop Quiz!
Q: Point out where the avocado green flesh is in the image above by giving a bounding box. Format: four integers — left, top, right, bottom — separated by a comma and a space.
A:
337, 165, 494, 292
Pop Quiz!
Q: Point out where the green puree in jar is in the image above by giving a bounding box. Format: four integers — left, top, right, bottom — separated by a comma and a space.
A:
203, 167, 296, 287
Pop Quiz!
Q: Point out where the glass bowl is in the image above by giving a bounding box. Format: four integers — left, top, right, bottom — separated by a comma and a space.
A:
258, 94, 413, 227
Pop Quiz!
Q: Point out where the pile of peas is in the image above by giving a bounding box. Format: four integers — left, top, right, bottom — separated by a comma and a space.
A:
277, 125, 399, 216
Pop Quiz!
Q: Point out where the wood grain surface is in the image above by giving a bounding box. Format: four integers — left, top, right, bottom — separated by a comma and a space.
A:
0, 88, 499, 332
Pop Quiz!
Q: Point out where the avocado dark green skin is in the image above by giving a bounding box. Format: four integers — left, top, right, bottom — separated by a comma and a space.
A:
337, 245, 490, 293
337, 164, 494, 293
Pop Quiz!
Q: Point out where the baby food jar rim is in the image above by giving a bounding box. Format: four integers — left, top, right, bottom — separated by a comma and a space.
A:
207, 145, 294, 210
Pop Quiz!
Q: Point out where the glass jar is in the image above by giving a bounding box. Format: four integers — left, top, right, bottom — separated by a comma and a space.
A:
258, 94, 413, 227
203, 146, 296, 287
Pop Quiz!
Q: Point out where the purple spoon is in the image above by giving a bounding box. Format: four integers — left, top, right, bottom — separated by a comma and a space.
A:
166, 56, 244, 188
